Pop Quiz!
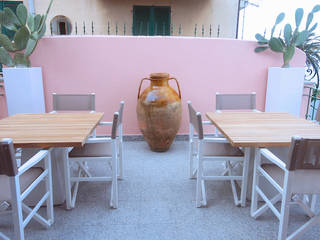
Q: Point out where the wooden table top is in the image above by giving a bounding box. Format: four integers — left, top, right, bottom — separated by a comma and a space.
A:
206, 112, 320, 147
0, 113, 104, 148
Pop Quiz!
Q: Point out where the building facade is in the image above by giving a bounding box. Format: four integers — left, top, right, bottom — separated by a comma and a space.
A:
8, 0, 240, 38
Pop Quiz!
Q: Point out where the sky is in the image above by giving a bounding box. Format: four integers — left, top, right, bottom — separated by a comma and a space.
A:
239, 0, 320, 40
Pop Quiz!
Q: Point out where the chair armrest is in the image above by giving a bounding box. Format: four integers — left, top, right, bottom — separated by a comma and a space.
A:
202, 121, 212, 125
18, 150, 50, 175
204, 137, 229, 143
86, 137, 112, 143
260, 148, 287, 171
99, 121, 112, 126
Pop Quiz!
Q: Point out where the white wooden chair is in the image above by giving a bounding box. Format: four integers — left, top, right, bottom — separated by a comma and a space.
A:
0, 139, 54, 240
187, 102, 249, 207
189, 92, 258, 179
251, 136, 320, 240
91, 101, 124, 179
65, 111, 121, 208
51, 93, 124, 179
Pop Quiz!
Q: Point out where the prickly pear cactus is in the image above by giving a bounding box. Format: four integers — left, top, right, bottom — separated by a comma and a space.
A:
254, 5, 320, 68
0, 0, 53, 67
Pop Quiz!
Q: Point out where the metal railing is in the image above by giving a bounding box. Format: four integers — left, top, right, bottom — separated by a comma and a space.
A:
304, 81, 319, 120
50, 21, 222, 38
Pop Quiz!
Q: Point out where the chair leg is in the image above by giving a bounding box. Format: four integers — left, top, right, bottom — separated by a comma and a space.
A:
201, 180, 207, 206
118, 140, 123, 179
63, 148, 72, 209
251, 148, 261, 217
9, 176, 24, 240
287, 214, 320, 240
293, 195, 315, 218
311, 194, 317, 213
110, 141, 118, 209
227, 160, 240, 206
70, 165, 82, 209
278, 173, 292, 240
189, 139, 195, 179
118, 126, 124, 180
45, 152, 54, 225
0, 232, 10, 240
196, 141, 204, 207
196, 169, 202, 207
240, 147, 251, 207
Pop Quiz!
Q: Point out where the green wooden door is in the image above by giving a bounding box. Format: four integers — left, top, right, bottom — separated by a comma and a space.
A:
0, 1, 22, 71
133, 6, 170, 36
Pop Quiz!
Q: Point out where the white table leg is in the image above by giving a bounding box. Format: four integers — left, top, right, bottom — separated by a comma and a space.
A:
62, 148, 72, 209
240, 147, 252, 207
243, 147, 256, 200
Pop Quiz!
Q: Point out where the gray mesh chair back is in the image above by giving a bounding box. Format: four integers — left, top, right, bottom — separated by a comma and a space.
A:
0, 139, 17, 177
187, 101, 203, 139
287, 137, 320, 171
216, 92, 256, 111
52, 93, 95, 112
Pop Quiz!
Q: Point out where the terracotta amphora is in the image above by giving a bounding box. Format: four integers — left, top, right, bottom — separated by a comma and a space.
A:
137, 73, 182, 152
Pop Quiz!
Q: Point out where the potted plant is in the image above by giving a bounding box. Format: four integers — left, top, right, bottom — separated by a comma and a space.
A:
299, 32, 320, 119
255, 5, 320, 116
0, 0, 53, 115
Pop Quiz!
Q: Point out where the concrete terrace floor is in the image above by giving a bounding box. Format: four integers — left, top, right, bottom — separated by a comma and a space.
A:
1, 140, 320, 240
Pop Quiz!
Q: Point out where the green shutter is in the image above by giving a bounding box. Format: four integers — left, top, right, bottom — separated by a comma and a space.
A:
153, 7, 170, 36
133, 6, 150, 36
133, 6, 170, 36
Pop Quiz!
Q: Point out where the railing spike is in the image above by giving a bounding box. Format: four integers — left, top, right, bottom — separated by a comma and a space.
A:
92, 21, 94, 35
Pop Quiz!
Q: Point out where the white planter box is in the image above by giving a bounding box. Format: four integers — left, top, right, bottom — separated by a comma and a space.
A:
265, 67, 305, 116
3, 67, 45, 116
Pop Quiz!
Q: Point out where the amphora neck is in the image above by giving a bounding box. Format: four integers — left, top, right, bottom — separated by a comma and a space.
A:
149, 73, 170, 87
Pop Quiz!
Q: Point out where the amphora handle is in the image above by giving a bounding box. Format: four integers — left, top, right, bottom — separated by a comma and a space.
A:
169, 77, 181, 99
137, 78, 150, 99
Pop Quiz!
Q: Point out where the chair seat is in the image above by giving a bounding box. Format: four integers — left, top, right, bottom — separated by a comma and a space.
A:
0, 168, 43, 202
69, 143, 112, 158
203, 142, 244, 157
262, 164, 320, 194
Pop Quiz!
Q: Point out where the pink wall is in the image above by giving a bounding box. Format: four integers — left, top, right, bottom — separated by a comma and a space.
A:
1, 36, 306, 134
